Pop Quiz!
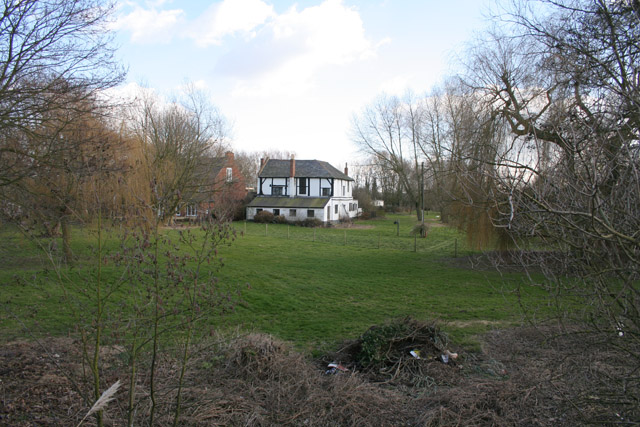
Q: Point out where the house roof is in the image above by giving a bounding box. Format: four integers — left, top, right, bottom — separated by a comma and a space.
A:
259, 159, 353, 181
247, 196, 330, 209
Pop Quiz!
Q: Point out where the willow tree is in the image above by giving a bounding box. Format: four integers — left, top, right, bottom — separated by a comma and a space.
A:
458, 0, 640, 416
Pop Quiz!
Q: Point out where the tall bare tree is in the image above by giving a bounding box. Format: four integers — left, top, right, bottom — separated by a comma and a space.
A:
125, 86, 231, 224
455, 0, 640, 416
0, 0, 125, 188
351, 93, 424, 217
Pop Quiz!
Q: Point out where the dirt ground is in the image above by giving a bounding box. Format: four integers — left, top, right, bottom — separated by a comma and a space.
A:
1, 322, 638, 426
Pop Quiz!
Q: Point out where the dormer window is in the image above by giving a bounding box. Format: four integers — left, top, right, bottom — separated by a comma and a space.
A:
226, 167, 233, 183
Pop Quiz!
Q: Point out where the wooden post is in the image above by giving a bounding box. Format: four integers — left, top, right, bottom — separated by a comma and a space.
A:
414, 234, 417, 252
378, 233, 380, 249
344, 230, 347, 246
313, 228, 316, 242
454, 238, 458, 258
244, 220, 246, 235
265, 223, 268, 236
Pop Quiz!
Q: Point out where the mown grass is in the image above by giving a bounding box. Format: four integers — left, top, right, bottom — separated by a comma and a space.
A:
0, 214, 545, 353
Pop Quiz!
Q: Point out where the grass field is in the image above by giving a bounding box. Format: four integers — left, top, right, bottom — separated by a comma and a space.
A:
0, 213, 542, 353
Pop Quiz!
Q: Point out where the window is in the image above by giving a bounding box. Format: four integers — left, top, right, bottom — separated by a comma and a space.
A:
272, 186, 284, 196
299, 178, 307, 195
226, 167, 233, 183
307, 209, 314, 218
322, 187, 331, 196
256, 208, 263, 213
273, 209, 280, 216
342, 185, 345, 195
334, 205, 338, 214
289, 209, 297, 217
186, 205, 197, 217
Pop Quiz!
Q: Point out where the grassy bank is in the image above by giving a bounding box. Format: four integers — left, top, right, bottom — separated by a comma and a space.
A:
0, 214, 541, 351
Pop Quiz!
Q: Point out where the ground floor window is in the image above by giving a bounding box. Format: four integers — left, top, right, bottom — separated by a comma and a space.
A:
256, 208, 263, 213
289, 209, 297, 216
307, 209, 314, 218
186, 205, 197, 217
273, 209, 280, 216
334, 205, 338, 214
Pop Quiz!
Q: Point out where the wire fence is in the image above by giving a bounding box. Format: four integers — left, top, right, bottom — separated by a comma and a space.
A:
234, 221, 473, 257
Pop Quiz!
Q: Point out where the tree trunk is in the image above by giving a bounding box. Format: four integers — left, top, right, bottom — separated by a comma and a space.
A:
61, 215, 73, 265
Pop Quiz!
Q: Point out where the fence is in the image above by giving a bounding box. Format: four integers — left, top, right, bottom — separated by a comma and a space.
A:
234, 221, 472, 257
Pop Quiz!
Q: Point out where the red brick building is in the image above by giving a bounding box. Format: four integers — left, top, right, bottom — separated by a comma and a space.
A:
176, 151, 247, 221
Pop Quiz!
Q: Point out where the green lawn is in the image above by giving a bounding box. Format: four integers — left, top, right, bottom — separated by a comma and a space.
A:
0, 214, 543, 352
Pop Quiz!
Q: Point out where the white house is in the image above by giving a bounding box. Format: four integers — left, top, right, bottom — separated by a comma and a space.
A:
246, 157, 359, 223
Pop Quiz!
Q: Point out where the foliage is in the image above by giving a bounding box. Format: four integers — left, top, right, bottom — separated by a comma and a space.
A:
409, 222, 430, 238
273, 215, 288, 224
295, 218, 323, 228
253, 210, 274, 223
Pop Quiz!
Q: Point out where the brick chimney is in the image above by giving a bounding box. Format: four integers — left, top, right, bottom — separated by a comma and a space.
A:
289, 155, 296, 198
344, 163, 348, 176
225, 151, 234, 161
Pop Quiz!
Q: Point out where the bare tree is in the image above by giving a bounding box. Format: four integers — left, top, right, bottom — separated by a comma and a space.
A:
234, 149, 297, 190
455, 0, 640, 416
126, 86, 230, 224
0, 0, 125, 188
351, 93, 424, 217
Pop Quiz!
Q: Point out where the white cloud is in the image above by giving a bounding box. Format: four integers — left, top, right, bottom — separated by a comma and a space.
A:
219, 0, 378, 97
188, 0, 275, 46
112, 5, 184, 43
114, 0, 380, 97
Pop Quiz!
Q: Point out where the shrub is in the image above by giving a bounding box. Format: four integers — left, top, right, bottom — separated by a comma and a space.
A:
273, 215, 288, 224
296, 218, 323, 228
253, 211, 274, 223
410, 222, 430, 237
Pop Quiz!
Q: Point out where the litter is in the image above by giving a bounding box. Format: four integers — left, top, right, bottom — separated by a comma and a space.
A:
439, 350, 459, 364
410, 350, 421, 359
325, 362, 349, 375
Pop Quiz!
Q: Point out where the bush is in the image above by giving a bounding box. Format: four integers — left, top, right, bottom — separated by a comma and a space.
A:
296, 218, 323, 228
273, 215, 288, 224
253, 211, 274, 223
410, 222, 430, 237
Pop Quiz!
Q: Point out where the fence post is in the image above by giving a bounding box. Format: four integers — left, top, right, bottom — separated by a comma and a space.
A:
344, 230, 347, 246
244, 220, 247, 235
313, 228, 316, 242
454, 238, 458, 258
288, 225, 290, 240
265, 223, 268, 237
378, 233, 380, 249
414, 234, 417, 252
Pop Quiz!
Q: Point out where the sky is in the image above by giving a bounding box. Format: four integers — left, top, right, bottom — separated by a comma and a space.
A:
111, 0, 494, 169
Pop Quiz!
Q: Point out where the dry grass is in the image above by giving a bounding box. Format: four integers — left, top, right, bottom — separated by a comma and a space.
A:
1, 322, 638, 426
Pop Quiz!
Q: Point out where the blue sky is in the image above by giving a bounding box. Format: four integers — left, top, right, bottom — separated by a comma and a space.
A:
111, 0, 493, 168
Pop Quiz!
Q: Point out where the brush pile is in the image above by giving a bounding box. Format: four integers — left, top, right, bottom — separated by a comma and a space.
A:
325, 317, 461, 389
